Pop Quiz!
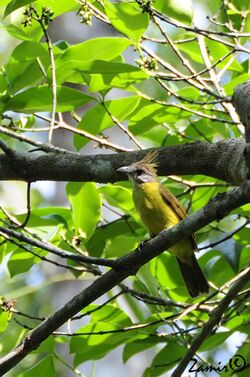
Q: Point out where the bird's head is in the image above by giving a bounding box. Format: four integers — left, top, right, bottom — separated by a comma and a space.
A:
117, 151, 158, 185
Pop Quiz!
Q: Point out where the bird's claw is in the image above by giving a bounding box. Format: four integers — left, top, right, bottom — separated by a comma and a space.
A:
137, 240, 148, 255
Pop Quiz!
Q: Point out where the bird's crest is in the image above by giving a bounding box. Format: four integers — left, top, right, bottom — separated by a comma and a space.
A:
134, 150, 159, 176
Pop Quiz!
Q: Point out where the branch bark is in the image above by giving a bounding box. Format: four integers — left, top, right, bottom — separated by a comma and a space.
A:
0, 180, 250, 376
0, 139, 248, 185
232, 80, 250, 143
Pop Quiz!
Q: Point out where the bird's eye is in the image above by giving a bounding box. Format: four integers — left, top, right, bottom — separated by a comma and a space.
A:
137, 169, 144, 175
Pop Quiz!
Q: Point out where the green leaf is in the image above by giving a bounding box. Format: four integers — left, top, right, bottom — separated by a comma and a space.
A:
239, 246, 250, 270
4, 23, 43, 42
4, 0, 78, 18
34, 337, 56, 354
74, 96, 140, 150
234, 227, 250, 247
39, 0, 78, 17
89, 69, 148, 91
66, 182, 101, 239
149, 252, 184, 292
191, 186, 217, 212
104, 234, 141, 258
178, 87, 201, 100
205, 253, 234, 286
177, 38, 202, 64
208, 41, 242, 72
123, 337, 158, 363
0, 242, 18, 262
209, 0, 222, 14
82, 303, 132, 324
223, 73, 250, 95
32, 207, 71, 223
56, 37, 131, 70
55, 38, 134, 85
0, 311, 11, 333
199, 332, 232, 352
215, 238, 242, 273
73, 330, 132, 367
226, 313, 250, 332
229, 341, 250, 377
70, 304, 132, 366
4, 85, 93, 113
178, 39, 243, 73
154, 0, 193, 25
5, 41, 63, 92
144, 343, 186, 376
206, 40, 243, 73
86, 218, 141, 257
8, 61, 45, 93
0, 70, 7, 94
233, 0, 250, 10
128, 99, 191, 135
135, 263, 163, 300
14, 208, 70, 228
0, 0, 11, 7
105, 0, 149, 44
7, 250, 40, 277
59, 59, 144, 75
19, 355, 55, 377
10, 41, 48, 62
99, 185, 134, 212
57, 59, 147, 85
4, 0, 36, 18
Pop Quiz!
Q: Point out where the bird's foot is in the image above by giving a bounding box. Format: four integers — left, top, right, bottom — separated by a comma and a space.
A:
137, 239, 148, 255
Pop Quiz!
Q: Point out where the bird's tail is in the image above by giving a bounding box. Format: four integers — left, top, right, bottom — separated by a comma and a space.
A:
176, 254, 209, 297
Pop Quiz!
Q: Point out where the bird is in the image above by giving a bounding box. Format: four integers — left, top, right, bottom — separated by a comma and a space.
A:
117, 151, 209, 297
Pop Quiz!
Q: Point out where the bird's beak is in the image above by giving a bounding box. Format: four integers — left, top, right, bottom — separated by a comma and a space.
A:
117, 166, 134, 174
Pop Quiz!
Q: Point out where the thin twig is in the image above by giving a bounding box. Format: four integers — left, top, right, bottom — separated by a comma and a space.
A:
72, 291, 123, 320
15, 183, 32, 229
171, 267, 250, 377
197, 34, 243, 133
142, 44, 220, 98
137, 84, 238, 125
151, 14, 211, 91
35, 15, 57, 143
142, 36, 196, 44
1, 234, 92, 273
0, 226, 117, 268
35, 113, 130, 152
151, 6, 250, 38
101, 101, 143, 150
200, 219, 250, 250
0, 125, 75, 154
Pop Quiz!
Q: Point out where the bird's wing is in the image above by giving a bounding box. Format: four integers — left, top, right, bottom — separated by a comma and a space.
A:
160, 185, 187, 220
160, 184, 197, 250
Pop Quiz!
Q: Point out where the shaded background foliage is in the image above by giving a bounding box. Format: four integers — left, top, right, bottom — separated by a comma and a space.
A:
0, 0, 250, 376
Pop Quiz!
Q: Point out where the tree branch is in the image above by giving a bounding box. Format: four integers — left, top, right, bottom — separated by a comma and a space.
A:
0, 180, 250, 375
0, 139, 248, 185
171, 266, 250, 377
0, 226, 116, 268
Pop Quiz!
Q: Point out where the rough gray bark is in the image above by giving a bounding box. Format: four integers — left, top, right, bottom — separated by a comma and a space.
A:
232, 80, 250, 143
0, 138, 248, 185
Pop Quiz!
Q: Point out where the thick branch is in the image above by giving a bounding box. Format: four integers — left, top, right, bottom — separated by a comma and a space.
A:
0, 139, 248, 185
0, 180, 250, 375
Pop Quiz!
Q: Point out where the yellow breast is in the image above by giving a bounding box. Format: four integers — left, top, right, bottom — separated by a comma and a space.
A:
132, 182, 179, 236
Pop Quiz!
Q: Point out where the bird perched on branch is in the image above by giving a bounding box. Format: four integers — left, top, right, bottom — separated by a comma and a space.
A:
117, 151, 209, 298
